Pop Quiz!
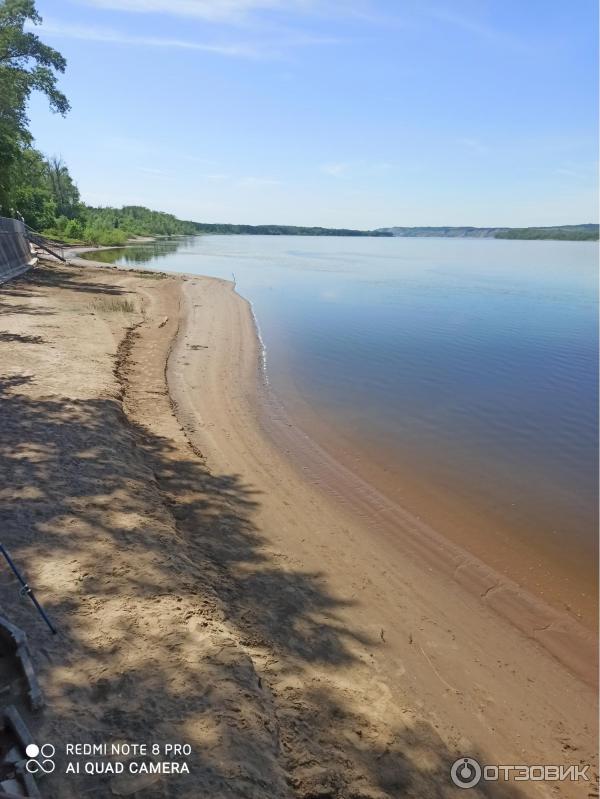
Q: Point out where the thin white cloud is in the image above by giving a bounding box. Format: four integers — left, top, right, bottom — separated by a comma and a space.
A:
321, 162, 350, 177
197, 174, 282, 186
320, 160, 394, 178
237, 176, 282, 186
426, 5, 536, 54
36, 20, 263, 57
76, 0, 401, 29
370, 161, 394, 172
136, 166, 172, 175
77, 0, 301, 22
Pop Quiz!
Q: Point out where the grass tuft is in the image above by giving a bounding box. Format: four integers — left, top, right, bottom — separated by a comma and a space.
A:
90, 297, 137, 314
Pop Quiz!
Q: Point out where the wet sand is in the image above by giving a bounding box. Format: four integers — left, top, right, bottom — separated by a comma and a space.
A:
0, 257, 597, 798
168, 275, 598, 777
265, 382, 598, 630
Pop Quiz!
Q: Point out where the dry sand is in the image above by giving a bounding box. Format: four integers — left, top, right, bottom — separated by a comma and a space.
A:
0, 258, 597, 798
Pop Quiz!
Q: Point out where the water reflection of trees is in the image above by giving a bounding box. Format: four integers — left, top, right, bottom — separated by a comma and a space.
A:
82, 237, 193, 265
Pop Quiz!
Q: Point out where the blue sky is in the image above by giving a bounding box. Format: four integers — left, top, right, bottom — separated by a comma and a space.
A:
28, 0, 598, 227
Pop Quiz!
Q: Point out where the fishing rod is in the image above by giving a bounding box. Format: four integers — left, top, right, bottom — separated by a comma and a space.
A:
0, 545, 57, 635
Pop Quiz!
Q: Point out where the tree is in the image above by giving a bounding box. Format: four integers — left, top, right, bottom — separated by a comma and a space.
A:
46, 155, 80, 218
10, 146, 55, 228
0, 0, 69, 215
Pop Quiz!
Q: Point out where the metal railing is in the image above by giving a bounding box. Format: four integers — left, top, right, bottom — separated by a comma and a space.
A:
24, 224, 66, 262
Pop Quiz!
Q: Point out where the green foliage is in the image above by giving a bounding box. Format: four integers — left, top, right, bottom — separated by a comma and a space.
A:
0, 1, 68, 113
81, 205, 199, 237
495, 225, 599, 241
383, 225, 599, 241
6, 149, 82, 229
46, 155, 80, 218
44, 205, 391, 245
63, 217, 83, 239
0, 0, 69, 215
10, 147, 55, 228
43, 214, 129, 246
86, 227, 129, 246
41, 205, 196, 246
190, 222, 391, 236
11, 181, 54, 228
72, 210, 389, 240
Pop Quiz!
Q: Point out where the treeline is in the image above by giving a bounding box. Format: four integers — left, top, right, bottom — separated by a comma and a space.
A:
495, 225, 598, 241
380, 226, 500, 238
47, 210, 392, 244
46, 204, 199, 245
191, 222, 391, 236
381, 224, 599, 241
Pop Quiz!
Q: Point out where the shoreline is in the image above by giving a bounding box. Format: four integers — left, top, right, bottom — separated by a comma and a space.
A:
171, 273, 597, 684
0, 258, 596, 796
73, 241, 598, 631
263, 381, 598, 629
163, 273, 599, 747
164, 270, 598, 790
76, 250, 598, 681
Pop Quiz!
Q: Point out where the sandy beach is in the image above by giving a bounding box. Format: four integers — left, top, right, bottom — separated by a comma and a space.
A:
0, 257, 597, 798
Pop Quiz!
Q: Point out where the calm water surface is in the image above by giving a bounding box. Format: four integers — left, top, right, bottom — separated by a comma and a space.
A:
86, 236, 598, 609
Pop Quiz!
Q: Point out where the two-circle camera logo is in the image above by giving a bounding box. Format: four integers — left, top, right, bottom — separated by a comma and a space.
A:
450, 757, 482, 789
25, 743, 56, 774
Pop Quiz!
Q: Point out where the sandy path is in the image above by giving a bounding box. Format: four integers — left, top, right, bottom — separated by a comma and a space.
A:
167, 275, 598, 798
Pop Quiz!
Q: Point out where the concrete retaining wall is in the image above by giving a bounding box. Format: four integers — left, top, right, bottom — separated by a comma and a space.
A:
0, 217, 36, 283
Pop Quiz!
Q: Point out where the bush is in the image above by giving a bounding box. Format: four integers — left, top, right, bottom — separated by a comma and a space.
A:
83, 227, 128, 246
65, 218, 84, 239
13, 185, 57, 230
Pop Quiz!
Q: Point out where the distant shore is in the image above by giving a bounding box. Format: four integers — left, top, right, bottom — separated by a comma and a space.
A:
378, 224, 599, 240
45, 219, 600, 252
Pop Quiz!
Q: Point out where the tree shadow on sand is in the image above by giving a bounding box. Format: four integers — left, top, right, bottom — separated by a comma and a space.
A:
0, 262, 131, 314
0, 374, 526, 797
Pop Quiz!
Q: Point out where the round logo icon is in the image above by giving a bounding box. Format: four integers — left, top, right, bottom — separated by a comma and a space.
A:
26, 743, 56, 774
450, 757, 482, 789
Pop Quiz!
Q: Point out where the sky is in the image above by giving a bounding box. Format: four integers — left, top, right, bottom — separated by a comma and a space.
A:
27, 0, 599, 228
